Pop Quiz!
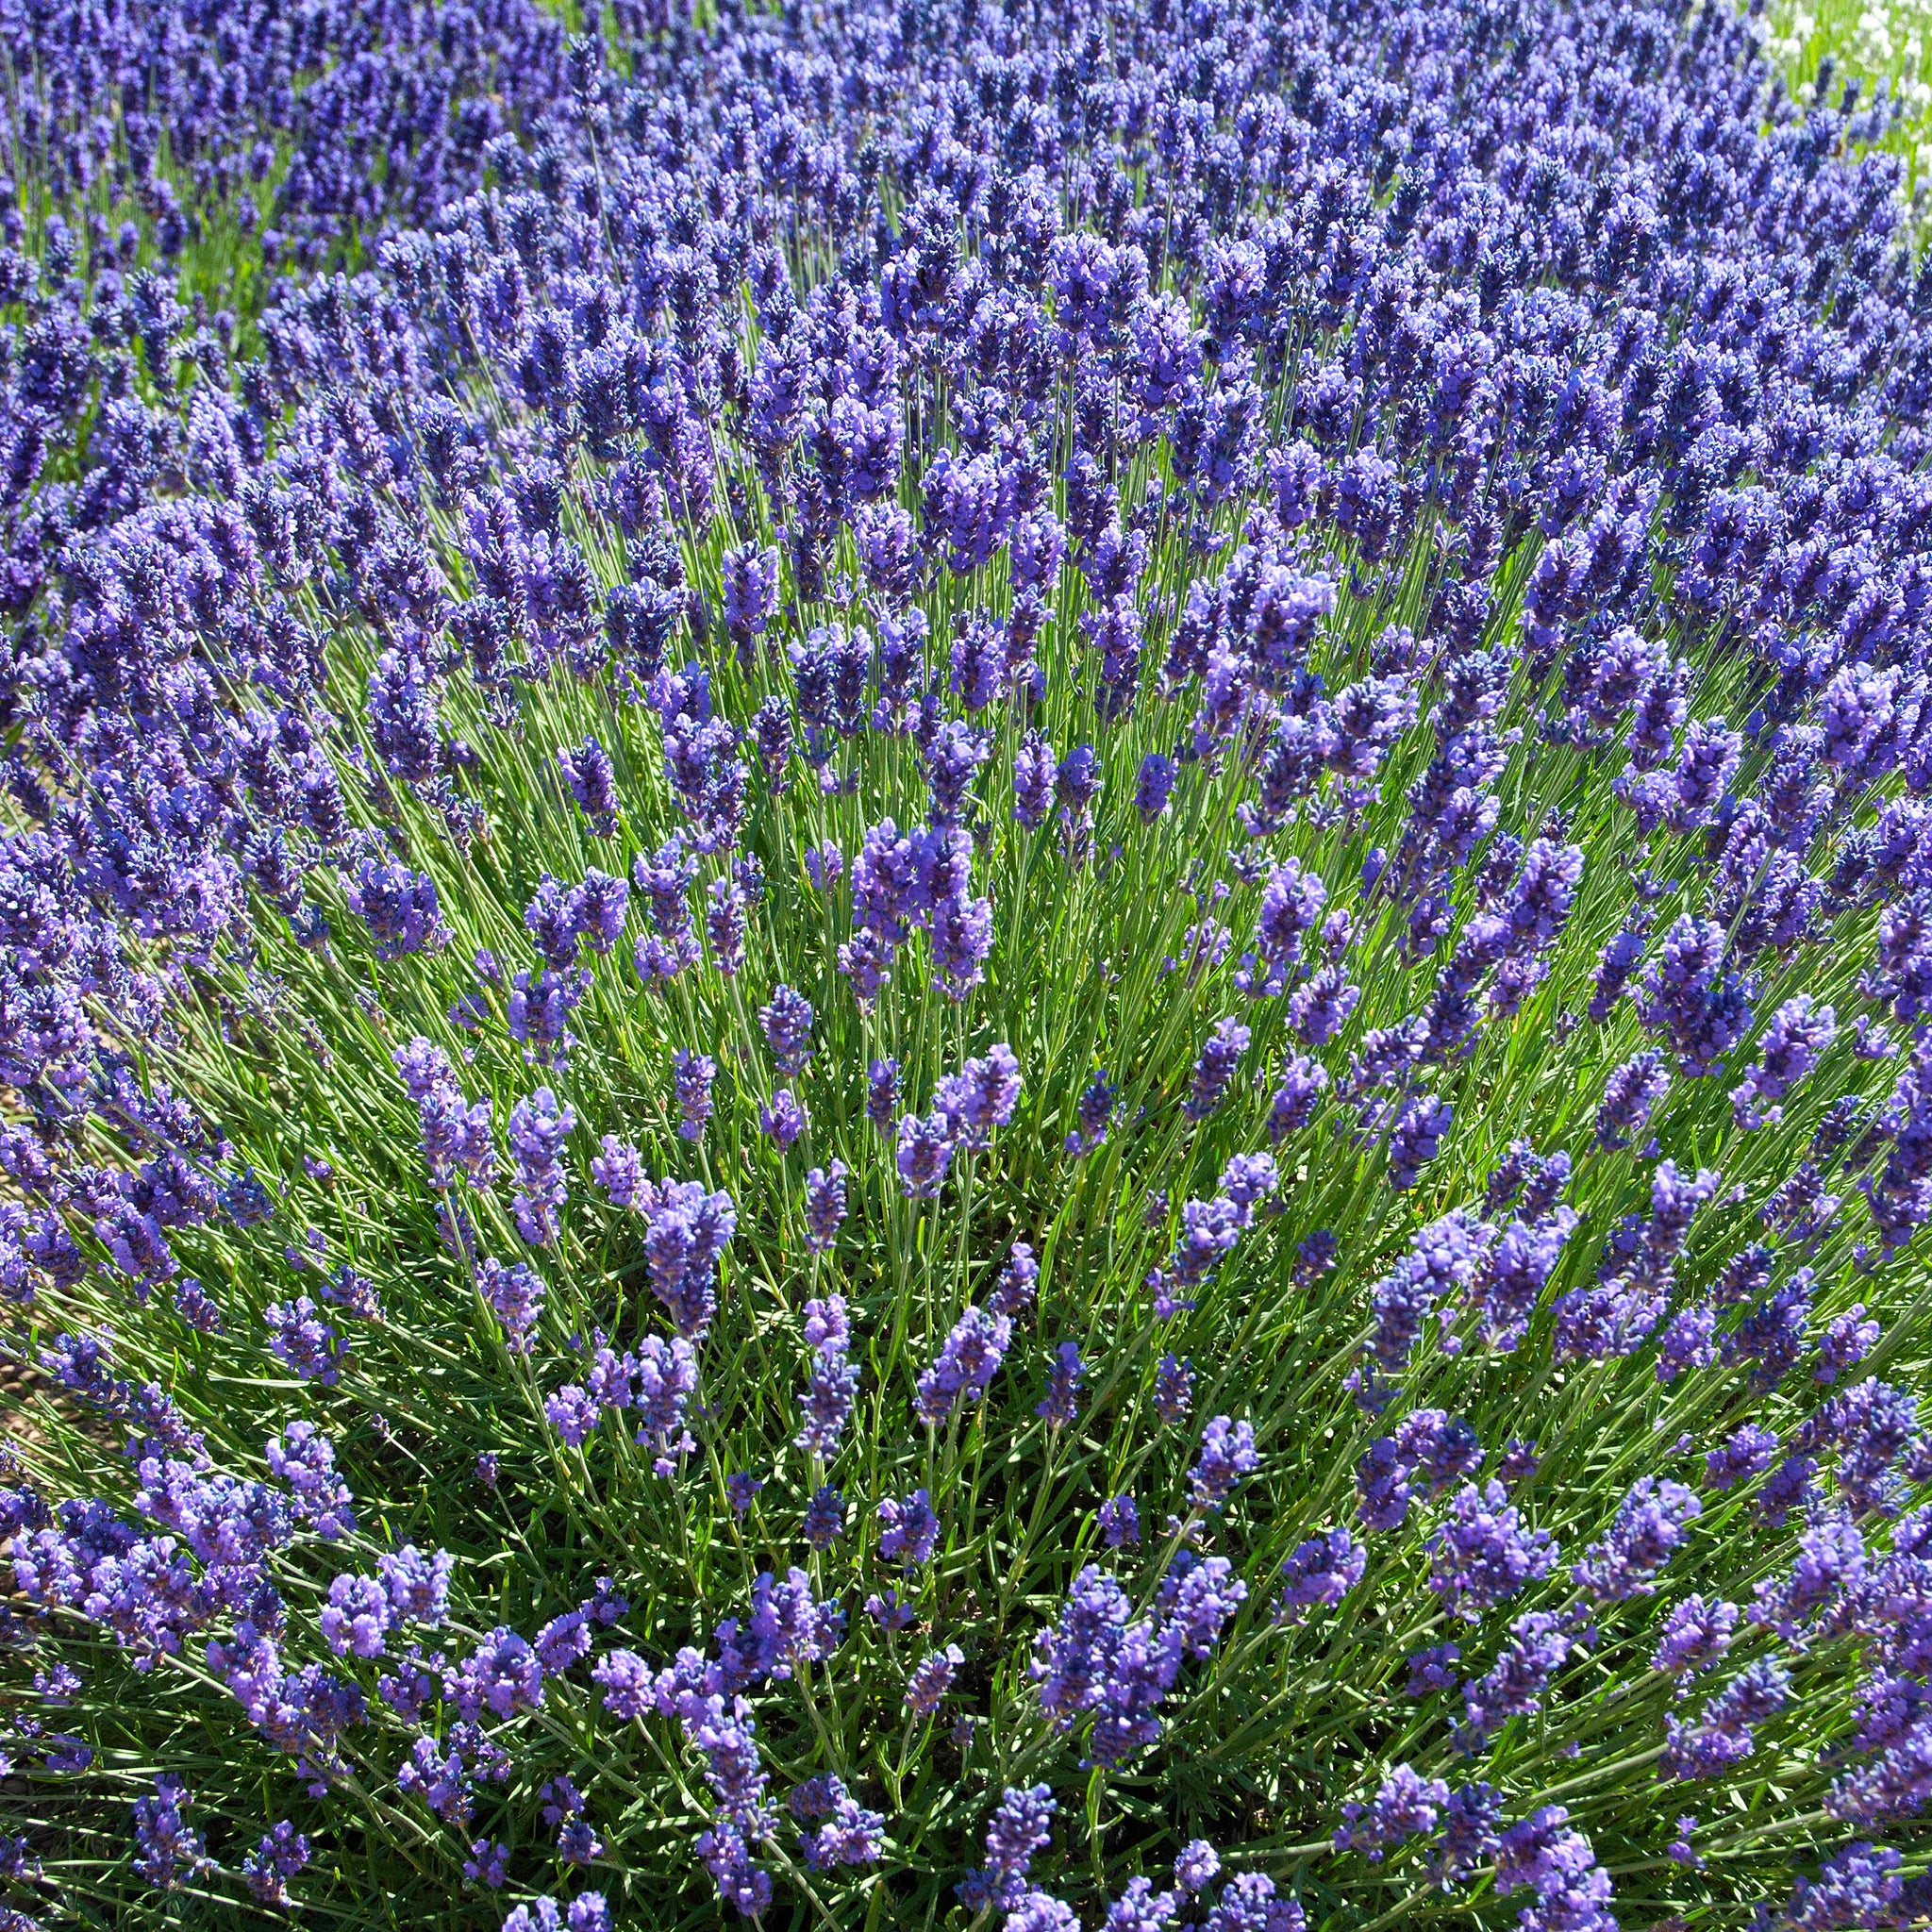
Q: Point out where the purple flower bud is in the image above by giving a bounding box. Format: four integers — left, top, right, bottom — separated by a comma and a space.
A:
1098, 1494, 1141, 1548
759, 985, 814, 1075
866, 1058, 902, 1129
895, 1111, 954, 1198
1276, 1526, 1365, 1621
917, 1307, 1013, 1424
1185, 1018, 1251, 1120
1191, 1416, 1258, 1510
673, 1050, 716, 1144
803, 1163, 848, 1253
877, 1489, 940, 1568
993, 1242, 1040, 1320
1154, 1354, 1194, 1424
907, 1644, 963, 1716
759, 1089, 808, 1150
1036, 1341, 1084, 1424
558, 739, 619, 839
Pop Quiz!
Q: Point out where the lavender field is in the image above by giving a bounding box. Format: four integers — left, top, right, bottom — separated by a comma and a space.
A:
1, 0, 1931, 1925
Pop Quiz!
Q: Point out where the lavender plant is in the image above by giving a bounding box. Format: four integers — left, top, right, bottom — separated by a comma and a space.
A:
3, 0, 1932, 1926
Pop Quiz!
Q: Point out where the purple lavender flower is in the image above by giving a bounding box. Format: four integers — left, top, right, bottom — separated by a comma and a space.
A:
633, 840, 701, 982
1055, 745, 1101, 860
707, 879, 747, 976
1428, 1481, 1557, 1619
265, 1296, 348, 1384
865, 1058, 901, 1129
895, 1111, 955, 1198
558, 740, 619, 839
1732, 996, 1837, 1130
267, 1422, 355, 1538
1468, 1204, 1579, 1353
760, 1089, 808, 1149
802, 1163, 848, 1254
1661, 1658, 1790, 1781
1136, 754, 1176, 822
1758, 1454, 1819, 1528
992, 1243, 1040, 1321
696, 1824, 770, 1919
1014, 731, 1057, 829
1185, 1018, 1252, 1121
17, 10, 1932, 1915
1706, 1424, 1780, 1491
630, 1177, 736, 1340
1431, 1783, 1503, 1885
1573, 1478, 1700, 1602
1365, 1213, 1489, 1384
1457, 1612, 1574, 1749
1335, 1764, 1449, 1859
1491, 1808, 1614, 1932
243, 1820, 309, 1905
575, 873, 630, 956
1635, 917, 1754, 1079
1776, 1843, 1911, 1932
525, 875, 584, 971
320, 1573, 391, 1657
917, 1307, 1013, 1424
1266, 1056, 1329, 1141
1818, 1307, 1880, 1384
131, 1774, 212, 1890
803, 1486, 845, 1549
1400, 1411, 1485, 1491
722, 542, 780, 660
759, 985, 814, 1075
1595, 1050, 1672, 1151
1407, 1644, 1462, 1698
394, 1039, 495, 1191
1035, 1342, 1084, 1425
346, 859, 449, 960
1202, 1871, 1305, 1932
670, 1051, 716, 1145
508, 1087, 574, 1245
930, 891, 995, 999
1107, 1875, 1181, 1932
1656, 1304, 1718, 1384
1237, 860, 1326, 999
1098, 1495, 1141, 1548
1589, 924, 1650, 1023
865, 1590, 917, 1633
508, 968, 588, 1067
795, 1295, 858, 1458
800, 1788, 886, 1871
1276, 1527, 1365, 1621
907, 1644, 964, 1717
1653, 1595, 1739, 1679
1387, 1094, 1454, 1191
936, 1045, 1024, 1146
1287, 965, 1361, 1046
976, 1784, 1056, 1905
1191, 1417, 1258, 1511
877, 1489, 940, 1568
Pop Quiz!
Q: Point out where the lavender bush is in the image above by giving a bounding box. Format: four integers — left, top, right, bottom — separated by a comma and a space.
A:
2, 0, 1932, 1925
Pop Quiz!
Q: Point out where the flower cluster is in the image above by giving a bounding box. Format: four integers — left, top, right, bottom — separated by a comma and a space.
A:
1, 0, 1931, 1923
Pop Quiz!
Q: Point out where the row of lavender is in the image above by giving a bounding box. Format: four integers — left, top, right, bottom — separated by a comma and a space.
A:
3, 0, 1932, 1925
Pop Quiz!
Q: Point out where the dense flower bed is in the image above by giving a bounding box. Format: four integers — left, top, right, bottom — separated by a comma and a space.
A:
3, 0, 1932, 1926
